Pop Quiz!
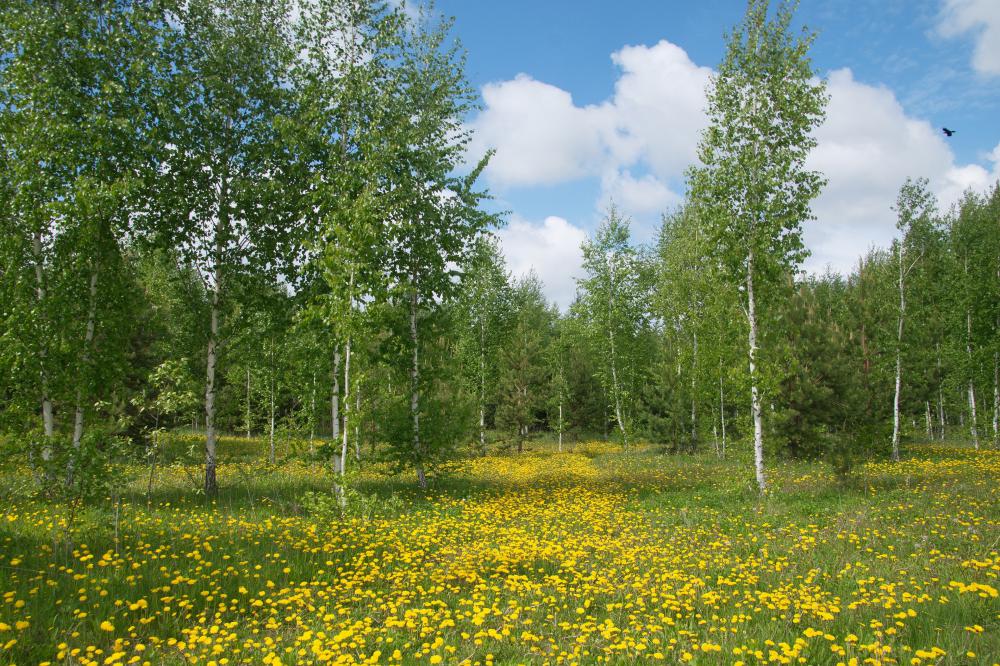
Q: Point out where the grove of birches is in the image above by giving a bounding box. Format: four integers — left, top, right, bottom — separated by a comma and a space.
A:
1, 1, 999, 665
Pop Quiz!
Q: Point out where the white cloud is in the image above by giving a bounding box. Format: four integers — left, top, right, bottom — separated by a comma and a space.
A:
600, 169, 680, 216
497, 215, 587, 309
470, 41, 1000, 291
608, 41, 712, 179
468, 40, 710, 199
803, 68, 1000, 275
468, 75, 615, 188
937, 0, 1000, 76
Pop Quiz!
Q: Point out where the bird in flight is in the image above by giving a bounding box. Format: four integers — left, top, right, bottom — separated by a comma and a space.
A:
942, 127, 956, 137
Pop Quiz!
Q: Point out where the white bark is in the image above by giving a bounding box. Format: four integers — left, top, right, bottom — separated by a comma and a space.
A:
891, 243, 905, 461
246, 365, 251, 439
719, 362, 727, 459
479, 320, 486, 454
558, 402, 563, 453
607, 256, 628, 450
32, 232, 54, 463
691, 329, 698, 451
331, 347, 341, 473
309, 370, 316, 451
204, 263, 220, 496
925, 401, 932, 439
993, 350, 999, 449
967, 311, 980, 449
341, 270, 355, 475
354, 384, 361, 461
341, 332, 351, 476
746, 252, 766, 493
410, 288, 425, 488
69, 261, 100, 483
937, 343, 946, 440
268, 348, 275, 464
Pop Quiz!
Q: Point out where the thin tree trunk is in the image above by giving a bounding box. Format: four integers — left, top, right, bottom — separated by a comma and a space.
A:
891, 243, 905, 461
354, 384, 361, 461
204, 265, 220, 497
68, 261, 100, 484
479, 320, 486, 455
967, 311, 980, 449
309, 371, 316, 454
993, 350, 999, 449
925, 401, 932, 439
607, 259, 628, 450
204, 170, 229, 498
937, 343, 946, 440
746, 252, 766, 493
331, 347, 341, 473
341, 270, 354, 476
330, 346, 343, 502
410, 287, 425, 489
558, 402, 563, 453
246, 365, 251, 439
32, 232, 54, 451
691, 329, 698, 452
341, 332, 351, 477
268, 355, 275, 464
719, 360, 727, 459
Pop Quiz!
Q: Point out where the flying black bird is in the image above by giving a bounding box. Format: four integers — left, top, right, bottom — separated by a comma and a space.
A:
942, 127, 956, 137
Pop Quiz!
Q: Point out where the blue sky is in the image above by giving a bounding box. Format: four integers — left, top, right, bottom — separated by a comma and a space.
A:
432, 0, 1000, 307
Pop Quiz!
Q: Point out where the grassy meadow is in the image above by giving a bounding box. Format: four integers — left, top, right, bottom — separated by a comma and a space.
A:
0, 439, 998, 665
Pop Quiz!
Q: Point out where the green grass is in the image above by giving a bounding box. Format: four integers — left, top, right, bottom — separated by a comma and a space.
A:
0, 437, 997, 665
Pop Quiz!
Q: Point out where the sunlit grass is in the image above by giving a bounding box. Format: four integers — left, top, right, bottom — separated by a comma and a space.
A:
0, 440, 997, 664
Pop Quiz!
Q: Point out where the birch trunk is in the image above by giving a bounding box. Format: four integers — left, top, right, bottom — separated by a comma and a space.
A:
746, 251, 766, 493
607, 258, 628, 450
925, 401, 932, 439
204, 263, 220, 496
891, 243, 905, 461
558, 402, 563, 453
719, 362, 727, 459
341, 270, 354, 475
937, 343, 946, 440
68, 261, 100, 483
966, 305, 979, 449
993, 350, 999, 449
246, 366, 251, 439
309, 371, 316, 453
331, 347, 341, 474
268, 359, 275, 465
690, 329, 698, 452
354, 385, 361, 461
410, 288, 426, 489
479, 320, 486, 455
32, 232, 54, 449
341, 333, 351, 476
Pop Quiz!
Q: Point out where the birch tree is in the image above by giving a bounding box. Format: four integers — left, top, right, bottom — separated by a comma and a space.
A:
889, 178, 937, 460
377, 11, 496, 487
456, 236, 512, 454
578, 208, 650, 450
157, 0, 295, 495
0, 0, 163, 482
688, 0, 826, 492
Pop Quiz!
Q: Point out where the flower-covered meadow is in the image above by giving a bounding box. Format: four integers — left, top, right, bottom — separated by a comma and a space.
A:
1, 443, 997, 665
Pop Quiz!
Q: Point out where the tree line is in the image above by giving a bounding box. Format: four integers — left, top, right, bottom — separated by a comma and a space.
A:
1, 0, 997, 498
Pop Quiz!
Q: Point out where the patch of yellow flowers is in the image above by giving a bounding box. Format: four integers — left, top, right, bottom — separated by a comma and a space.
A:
0, 443, 998, 664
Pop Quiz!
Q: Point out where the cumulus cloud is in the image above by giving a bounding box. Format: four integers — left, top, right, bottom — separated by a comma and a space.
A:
468, 40, 709, 212
937, 0, 1000, 76
599, 169, 680, 216
803, 68, 1000, 275
470, 39, 1000, 295
468, 76, 615, 188
497, 216, 587, 309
